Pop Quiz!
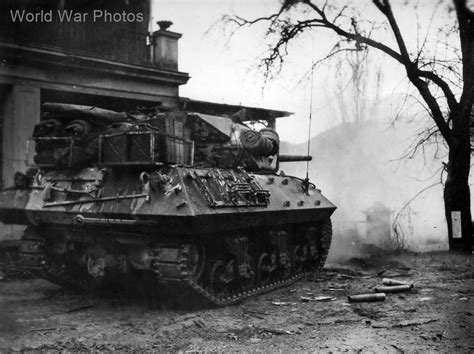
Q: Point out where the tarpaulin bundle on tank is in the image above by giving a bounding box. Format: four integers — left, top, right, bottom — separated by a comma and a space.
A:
33, 119, 65, 155
31, 104, 113, 167
64, 120, 92, 140
42, 103, 130, 125
239, 128, 279, 156
33, 119, 64, 138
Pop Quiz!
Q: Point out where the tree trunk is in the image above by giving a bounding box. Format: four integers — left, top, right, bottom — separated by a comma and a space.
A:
444, 107, 472, 252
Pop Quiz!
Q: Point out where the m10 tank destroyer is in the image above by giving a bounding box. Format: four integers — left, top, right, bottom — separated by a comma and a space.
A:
0, 103, 336, 307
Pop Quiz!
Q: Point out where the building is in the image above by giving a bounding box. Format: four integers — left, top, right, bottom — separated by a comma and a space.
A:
0, 0, 290, 241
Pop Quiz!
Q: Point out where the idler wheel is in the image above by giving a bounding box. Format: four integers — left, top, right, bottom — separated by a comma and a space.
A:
256, 253, 272, 286
209, 260, 229, 298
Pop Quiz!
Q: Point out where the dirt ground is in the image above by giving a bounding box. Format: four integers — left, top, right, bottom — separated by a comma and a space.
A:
0, 251, 472, 352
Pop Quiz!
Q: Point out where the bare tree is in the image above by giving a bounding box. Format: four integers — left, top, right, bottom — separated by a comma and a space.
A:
224, 0, 473, 252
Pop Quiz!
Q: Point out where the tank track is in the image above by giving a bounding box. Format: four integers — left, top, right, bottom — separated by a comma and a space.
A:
17, 220, 332, 308
165, 269, 307, 307
18, 227, 86, 291
158, 220, 332, 307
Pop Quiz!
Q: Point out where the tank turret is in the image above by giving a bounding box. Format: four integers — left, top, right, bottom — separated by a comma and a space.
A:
25, 103, 312, 174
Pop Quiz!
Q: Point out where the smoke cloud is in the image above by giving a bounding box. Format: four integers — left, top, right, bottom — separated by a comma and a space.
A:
280, 105, 449, 261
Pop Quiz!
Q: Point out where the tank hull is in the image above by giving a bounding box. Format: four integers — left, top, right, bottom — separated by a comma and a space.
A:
1, 166, 335, 306
0, 167, 335, 231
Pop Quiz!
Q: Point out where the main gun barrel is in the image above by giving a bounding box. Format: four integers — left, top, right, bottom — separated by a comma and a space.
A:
278, 155, 312, 162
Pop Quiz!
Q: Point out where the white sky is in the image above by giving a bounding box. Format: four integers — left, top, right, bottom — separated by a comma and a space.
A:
150, 0, 457, 143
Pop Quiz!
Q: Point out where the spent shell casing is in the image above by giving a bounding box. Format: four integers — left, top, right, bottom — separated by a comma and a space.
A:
382, 278, 414, 287
374, 285, 413, 293
347, 293, 386, 302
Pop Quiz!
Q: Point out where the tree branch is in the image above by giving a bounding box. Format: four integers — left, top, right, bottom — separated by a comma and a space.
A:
373, 0, 410, 61
416, 69, 458, 111
407, 75, 453, 144
303, 0, 405, 64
